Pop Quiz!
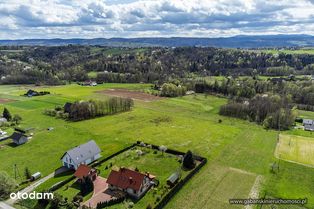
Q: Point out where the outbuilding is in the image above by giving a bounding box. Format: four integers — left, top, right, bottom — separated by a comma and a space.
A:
31, 172, 41, 181
166, 172, 180, 187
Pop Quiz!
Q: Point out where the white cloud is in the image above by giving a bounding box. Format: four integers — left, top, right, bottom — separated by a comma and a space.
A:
0, 0, 314, 39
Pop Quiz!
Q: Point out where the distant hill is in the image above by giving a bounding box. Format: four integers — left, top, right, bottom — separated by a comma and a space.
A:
1, 35, 314, 48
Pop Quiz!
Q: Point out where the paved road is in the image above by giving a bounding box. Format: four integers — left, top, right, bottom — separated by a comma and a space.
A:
0, 202, 16, 209
5, 172, 54, 205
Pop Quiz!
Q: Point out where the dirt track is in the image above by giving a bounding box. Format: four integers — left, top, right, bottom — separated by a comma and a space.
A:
0, 98, 15, 104
97, 89, 162, 102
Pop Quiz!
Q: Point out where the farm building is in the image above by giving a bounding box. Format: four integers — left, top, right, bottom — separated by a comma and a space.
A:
107, 167, 155, 199
74, 164, 97, 183
60, 140, 101, 170
11, 132, 28, 145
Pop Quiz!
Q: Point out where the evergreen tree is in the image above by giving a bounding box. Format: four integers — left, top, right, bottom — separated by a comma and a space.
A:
182, 150, 195, 170
3, 107, 12, 121
24, 167, 31, 180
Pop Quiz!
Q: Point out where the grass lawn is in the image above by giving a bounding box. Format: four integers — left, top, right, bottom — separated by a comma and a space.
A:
0, 84, 314, 208
275, 134, 314, 167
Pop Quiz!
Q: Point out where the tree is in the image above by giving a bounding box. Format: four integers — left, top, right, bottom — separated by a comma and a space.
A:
159, 145, 167, 156
0, 171, 16, 200
80, 176, 94, 195
12, 114, 22, 125
182, 150, 195, 170
3, 107, 12, 121
24, 167, 31, 180
50, 193, 62, 209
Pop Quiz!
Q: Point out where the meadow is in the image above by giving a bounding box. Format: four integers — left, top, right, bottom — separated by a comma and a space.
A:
0, 84, 314, 208
275, 134, 314, 167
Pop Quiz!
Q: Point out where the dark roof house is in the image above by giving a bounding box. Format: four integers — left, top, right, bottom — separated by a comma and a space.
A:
11, 132, 28, 145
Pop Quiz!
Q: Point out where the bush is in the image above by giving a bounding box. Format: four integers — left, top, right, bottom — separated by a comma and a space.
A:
160, 83, 187, 97
0, 171, 16, 200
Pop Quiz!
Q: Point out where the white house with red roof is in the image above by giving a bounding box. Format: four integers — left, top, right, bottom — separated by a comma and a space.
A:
106, 167, 155, 199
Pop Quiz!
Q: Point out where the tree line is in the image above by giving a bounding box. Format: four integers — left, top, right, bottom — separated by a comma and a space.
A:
2, 45, 314, 85
44, 98, 134, 121
219, 95, 296, 130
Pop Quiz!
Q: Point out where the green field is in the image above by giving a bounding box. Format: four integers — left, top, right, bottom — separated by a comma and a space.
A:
275, 134, 314, 167
0, 84, 314, 208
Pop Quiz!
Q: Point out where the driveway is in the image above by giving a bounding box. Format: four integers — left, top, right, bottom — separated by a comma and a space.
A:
82, 176, 120, 208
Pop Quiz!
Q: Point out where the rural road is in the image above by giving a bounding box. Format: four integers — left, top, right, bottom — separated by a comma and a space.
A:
0, 202, 16, 209
4, 172, 54, 206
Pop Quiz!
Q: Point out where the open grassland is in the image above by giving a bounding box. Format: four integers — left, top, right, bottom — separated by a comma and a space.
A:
0, 84, 314, 208
275, 134, 314, 167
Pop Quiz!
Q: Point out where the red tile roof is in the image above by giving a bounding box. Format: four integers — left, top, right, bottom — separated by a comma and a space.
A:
107, 168, 148, 192
74, 164, 93, 179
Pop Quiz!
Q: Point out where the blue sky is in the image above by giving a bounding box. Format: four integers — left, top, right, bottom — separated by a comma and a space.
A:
0, 0, 314, 39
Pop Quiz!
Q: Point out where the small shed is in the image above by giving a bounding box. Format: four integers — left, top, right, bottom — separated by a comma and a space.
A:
167, 172, 180, 187
11, 132, 28, 145
31, 172, 41, 181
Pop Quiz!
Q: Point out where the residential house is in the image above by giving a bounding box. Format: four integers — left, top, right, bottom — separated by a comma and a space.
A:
11, 132, 28, 145
74, 164, 97, 183
107, 167, 155, 199
60, 140, 101, 170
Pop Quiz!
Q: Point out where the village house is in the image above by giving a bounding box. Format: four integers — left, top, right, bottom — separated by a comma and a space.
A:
107, 167, 155, 199
60, 140, 101, 170
11, 132, 28, 145
74, 164, 97, 183
303, 119, 314, 131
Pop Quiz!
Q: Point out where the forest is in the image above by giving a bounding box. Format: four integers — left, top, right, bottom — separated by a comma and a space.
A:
1, 45, 314, 85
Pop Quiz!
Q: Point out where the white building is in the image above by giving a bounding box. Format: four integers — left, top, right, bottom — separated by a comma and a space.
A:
60, 140, 101, 170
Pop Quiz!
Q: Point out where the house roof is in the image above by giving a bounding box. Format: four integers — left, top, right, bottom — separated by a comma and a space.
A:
11, 132, 28, 142
60, 140, 101, 165
74, 164, 94, 179
303, 119, 314, 125
305, 124, 314, 131
107, 168, 148, 192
